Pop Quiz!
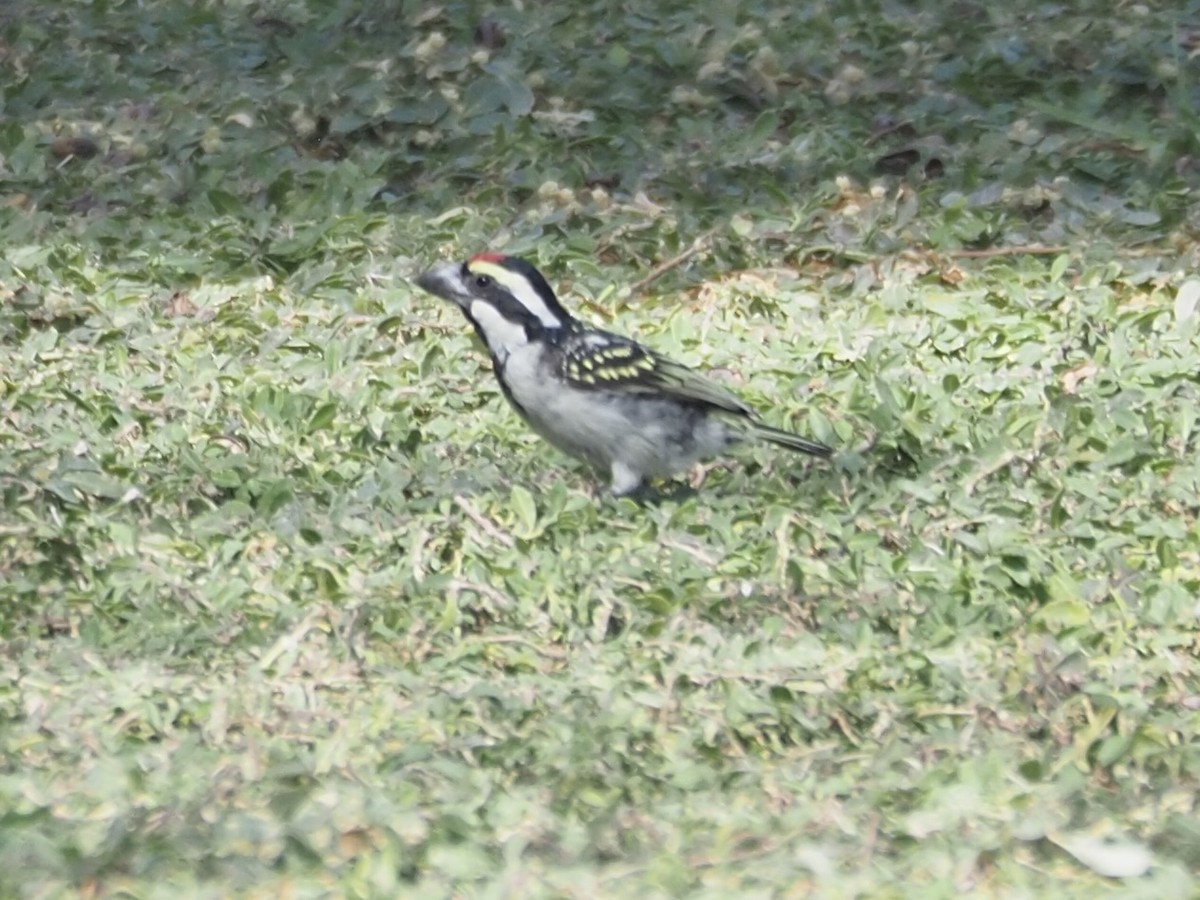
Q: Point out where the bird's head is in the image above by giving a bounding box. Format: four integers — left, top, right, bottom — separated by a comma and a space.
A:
415, 254, 573, 362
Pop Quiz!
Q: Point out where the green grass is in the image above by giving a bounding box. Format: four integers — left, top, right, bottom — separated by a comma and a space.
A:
3, 0, 1200, 895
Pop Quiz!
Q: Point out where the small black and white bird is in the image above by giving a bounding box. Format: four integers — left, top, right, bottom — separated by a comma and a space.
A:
415, 253, 832, 495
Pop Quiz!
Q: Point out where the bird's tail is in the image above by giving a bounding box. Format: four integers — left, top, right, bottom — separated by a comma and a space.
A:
751, 422, 834, 459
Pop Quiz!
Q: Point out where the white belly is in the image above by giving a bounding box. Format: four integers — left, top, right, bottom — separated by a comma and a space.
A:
498, 343, 735, 479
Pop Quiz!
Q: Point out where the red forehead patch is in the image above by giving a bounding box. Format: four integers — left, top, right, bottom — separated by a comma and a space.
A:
469, 252, 507, 264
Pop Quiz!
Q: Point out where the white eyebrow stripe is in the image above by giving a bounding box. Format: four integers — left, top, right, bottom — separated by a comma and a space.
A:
469, 260, 563, 327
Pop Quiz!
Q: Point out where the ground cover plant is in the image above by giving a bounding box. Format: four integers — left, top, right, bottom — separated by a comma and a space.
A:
2, 0, 1199, 895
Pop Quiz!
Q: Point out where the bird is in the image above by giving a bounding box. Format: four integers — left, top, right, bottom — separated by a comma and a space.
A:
414, 253, 832, 496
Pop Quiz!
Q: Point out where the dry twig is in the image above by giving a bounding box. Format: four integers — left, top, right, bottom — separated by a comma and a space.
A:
630, 230, 717, 295
947, 245, 1067, 259
453, 495, 516, 548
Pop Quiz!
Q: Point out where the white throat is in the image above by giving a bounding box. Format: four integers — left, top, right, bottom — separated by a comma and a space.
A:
469, 300, 530, 364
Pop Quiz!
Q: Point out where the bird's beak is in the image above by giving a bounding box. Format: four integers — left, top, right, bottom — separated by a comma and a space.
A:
414, 261, 471, 308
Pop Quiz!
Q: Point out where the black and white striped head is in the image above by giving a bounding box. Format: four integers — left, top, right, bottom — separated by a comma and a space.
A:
415, 253, 573, 363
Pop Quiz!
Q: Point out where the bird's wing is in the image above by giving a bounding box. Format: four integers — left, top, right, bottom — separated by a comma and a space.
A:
559, 330, 754, 417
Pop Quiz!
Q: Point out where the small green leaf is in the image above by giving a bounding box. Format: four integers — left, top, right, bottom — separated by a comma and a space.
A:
388, 95, 450, 125
1174, 279, 1200, 323
207, 189, 241, 214
307, 401, 338, 433
1045, 570, 1080, 605
266, 170, 295, 210
510, 484, 537, 535
606, 44, 631, 70
921, 294, 968, 317
1050, 833, 1154, 879
747, 110, 779, 146
1033, 598, 1090, 630
256, 481, 294, 516
1095, 733, 1133, 768
1118, 208, 1160, 227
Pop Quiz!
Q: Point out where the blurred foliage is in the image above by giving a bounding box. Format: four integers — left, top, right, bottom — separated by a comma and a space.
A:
1, 0, 1199, 895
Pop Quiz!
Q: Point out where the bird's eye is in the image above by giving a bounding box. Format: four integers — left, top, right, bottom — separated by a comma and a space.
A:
474, 274, 492, 288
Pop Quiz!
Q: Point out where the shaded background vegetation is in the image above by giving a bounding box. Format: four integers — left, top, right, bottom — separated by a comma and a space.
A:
2, 0, 1199, 895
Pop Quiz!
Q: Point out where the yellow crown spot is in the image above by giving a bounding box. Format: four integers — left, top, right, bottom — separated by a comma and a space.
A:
466, 259, 513, 285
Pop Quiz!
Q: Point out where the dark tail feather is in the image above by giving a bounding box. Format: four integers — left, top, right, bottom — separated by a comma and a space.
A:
752, 422, 834, 459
